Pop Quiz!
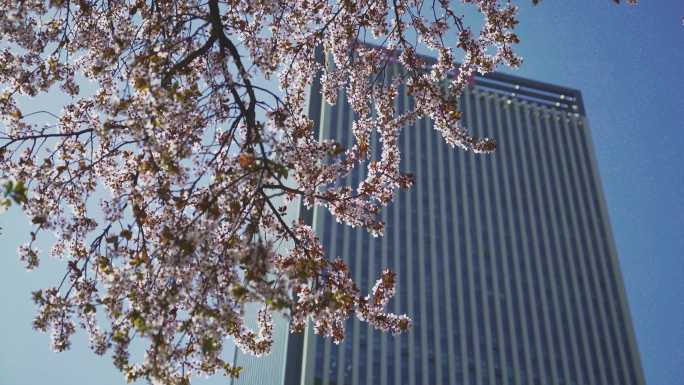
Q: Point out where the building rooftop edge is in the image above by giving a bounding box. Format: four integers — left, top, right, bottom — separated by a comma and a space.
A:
357, 41, 586, 115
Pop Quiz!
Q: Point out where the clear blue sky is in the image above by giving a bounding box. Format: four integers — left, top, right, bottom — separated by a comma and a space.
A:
1, 1, 682, 384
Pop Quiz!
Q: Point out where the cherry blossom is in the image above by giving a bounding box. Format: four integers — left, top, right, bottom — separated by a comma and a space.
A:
0, 0, 635, 383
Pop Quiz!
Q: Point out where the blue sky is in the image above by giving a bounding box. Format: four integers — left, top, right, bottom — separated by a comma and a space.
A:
1, 1, 682, 385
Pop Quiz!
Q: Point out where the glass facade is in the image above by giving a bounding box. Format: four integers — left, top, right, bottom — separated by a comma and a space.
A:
297, 60, 646, 385
233, 58, 646, 385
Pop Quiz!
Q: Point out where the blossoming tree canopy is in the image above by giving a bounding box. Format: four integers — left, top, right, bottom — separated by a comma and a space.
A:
0, 0, 636, 383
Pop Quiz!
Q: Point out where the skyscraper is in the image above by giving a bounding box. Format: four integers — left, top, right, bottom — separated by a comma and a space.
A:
232, 58, 646, 385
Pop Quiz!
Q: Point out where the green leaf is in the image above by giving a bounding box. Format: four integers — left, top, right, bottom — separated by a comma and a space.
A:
129, 311, 147, 333
112, 330, 128, 343
201, 337, 218, 354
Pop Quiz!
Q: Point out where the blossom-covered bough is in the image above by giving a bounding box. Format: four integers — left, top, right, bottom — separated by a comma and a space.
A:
0, 0, 635, 383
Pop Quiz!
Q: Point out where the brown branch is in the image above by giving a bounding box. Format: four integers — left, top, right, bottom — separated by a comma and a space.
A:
0, 128, 94, 150
161, 34, 218, 88
207, 0, 257, 144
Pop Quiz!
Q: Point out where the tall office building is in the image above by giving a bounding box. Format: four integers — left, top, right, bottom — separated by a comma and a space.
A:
232, 59, 646, 385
